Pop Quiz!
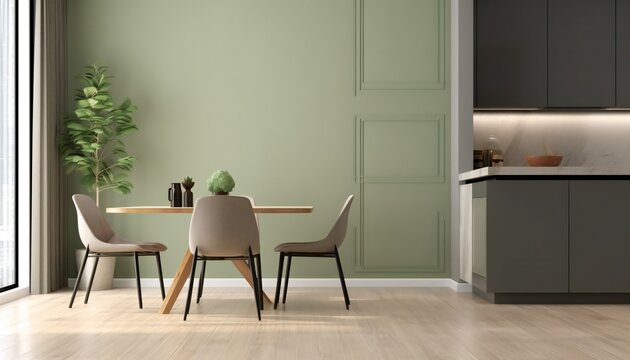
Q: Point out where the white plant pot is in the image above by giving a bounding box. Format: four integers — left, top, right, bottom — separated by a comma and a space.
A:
75, 249, 116, 291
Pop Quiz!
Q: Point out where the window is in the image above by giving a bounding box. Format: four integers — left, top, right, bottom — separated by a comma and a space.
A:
0, 0, 16, 293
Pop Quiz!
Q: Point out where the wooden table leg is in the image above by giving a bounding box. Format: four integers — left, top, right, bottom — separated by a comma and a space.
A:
159, 249, 193, 314
159, 251, 272, 314
231, 260, 272, 304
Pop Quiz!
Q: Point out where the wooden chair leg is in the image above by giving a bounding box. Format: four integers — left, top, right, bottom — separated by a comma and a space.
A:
69, 247, 90, 308
134, 252, 143, 309
255, 254, 263, 310
282, 254, 292, 304
248, 248, 262, 321
156, 252, 166, 300
196, 260, 206, 304
334, 246, 350, 309
84, 255, 100, 304
184, 248, 199, 321
274, 253, 285, 309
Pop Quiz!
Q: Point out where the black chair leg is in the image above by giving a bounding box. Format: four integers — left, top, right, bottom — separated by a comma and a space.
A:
274, 253, 285, 309
156, 252, 166, 300
249, 247, 262, 321
134, 252, 143, 309
334, 246, 350, 309
255, 254, 263, 310
184, 248, 199, 321
282, 254, 292, 304
69, 247, 90, 308
84, 255, 100, 304
196, 260, 206, 304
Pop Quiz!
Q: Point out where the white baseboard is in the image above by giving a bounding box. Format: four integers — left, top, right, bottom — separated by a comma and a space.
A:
68, 278, 472, 292
0, 287, 29, 305
452, 282, 473, 292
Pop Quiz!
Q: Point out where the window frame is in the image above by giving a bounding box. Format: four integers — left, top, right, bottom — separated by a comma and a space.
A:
0, 0, 18, 294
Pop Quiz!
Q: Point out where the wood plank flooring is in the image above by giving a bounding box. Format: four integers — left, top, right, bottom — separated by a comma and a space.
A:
2, 287, 630, 359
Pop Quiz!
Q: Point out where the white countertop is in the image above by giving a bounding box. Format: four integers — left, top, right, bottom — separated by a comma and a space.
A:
459, 166, 630, 182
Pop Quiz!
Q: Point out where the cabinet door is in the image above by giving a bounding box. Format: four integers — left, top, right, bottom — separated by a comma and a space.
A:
570, 181, 630, 293
486, 180, 568, 293
618, 0, 630, 107
548, 0, 615, 107
475, 0, 547, 108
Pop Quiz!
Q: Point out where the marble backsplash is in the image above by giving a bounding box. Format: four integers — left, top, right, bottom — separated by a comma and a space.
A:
474, 112, 630, 166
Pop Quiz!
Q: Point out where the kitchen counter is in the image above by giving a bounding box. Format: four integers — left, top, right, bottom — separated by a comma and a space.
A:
459, 166, 630, 182
459, 172, 630, 304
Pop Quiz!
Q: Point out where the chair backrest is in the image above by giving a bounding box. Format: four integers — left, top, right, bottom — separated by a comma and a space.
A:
189, 195, 260, 257
320, 194, 354, 250
72, 194, 115, 248
244, 195, 260, 229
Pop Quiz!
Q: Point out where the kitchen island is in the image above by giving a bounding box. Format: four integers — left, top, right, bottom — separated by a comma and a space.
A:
460, 167, 630, 303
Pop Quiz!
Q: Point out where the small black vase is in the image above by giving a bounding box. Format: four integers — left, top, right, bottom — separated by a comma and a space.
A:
183, 190, 194, 207
182, 182, 195, 207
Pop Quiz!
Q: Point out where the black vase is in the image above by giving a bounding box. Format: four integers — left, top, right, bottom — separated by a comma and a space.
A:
182, 182, 195, 207
183, 190, 194, 207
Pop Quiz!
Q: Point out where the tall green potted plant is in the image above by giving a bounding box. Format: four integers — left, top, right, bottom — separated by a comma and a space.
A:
60, 64, 138, 290
60, 64, 138, 206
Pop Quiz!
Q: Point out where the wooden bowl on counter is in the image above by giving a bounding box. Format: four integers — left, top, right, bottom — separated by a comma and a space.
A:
526, 155, 563, 167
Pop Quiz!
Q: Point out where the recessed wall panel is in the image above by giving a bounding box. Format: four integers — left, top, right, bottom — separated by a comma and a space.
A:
359, 115, 444, 183
359, 183, 445, 272
359, 0, 444, 90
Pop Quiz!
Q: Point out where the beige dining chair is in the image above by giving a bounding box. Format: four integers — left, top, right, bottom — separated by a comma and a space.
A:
273, 194, 354, 310
196, 196, 262, 307
70, 194, 167, 309
184, 195, 262, 321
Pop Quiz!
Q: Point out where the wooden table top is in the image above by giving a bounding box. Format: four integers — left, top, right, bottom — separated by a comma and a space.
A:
106, 206, 313, 214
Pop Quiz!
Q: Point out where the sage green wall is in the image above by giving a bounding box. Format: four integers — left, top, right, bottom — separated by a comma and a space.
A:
66, 0, 451, 279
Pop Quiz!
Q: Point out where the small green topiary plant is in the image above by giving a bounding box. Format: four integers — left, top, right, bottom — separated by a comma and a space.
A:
207, 170, 235, 194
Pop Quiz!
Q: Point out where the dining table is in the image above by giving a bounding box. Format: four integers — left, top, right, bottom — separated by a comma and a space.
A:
106, 205, 314, 314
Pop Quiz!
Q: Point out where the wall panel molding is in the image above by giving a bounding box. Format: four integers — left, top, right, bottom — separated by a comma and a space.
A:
355, 192, 446, 273
356, 115, 446, 184
356, 0, 445, 92
354, 113, 447, 273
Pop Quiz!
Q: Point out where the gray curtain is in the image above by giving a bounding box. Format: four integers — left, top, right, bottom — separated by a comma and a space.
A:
31, 0, 67, 294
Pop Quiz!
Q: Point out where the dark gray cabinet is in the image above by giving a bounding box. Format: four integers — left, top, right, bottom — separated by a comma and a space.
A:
548, 0, 616, 107
618, 0, 630, 107
475, 0, 625, 108
485, 180, 569, 293
570, 181, 630, 292
471, 178, 630, 302
475, 0, 547, 108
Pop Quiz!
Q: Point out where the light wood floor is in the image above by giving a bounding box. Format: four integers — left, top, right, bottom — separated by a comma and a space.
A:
2, 287, 630, 359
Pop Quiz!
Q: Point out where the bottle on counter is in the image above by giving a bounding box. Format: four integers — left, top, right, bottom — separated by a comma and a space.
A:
483, 135, 504, 167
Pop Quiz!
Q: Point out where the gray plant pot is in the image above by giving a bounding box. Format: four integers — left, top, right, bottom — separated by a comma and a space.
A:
75, 249, 116, 290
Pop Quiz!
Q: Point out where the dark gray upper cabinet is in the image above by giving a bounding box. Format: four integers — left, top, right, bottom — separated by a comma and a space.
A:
475, 0, 547, 108
548, 0, 616, 107
475, 0, 626, 108
618, 0, 630, 107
